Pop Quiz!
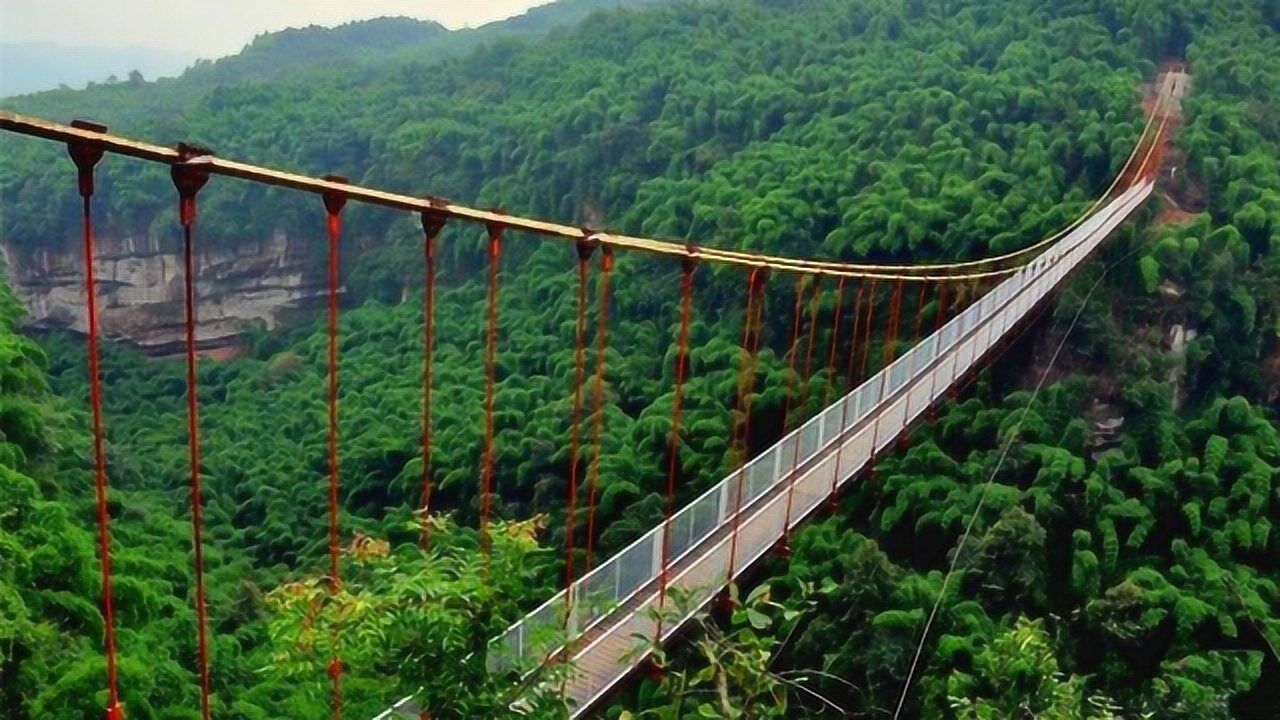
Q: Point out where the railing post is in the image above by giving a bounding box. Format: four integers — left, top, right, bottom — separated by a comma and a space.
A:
567, 587, 579, 638
719, 474, 733, 524
870, 372, 887, 453
926, 346, 942, 406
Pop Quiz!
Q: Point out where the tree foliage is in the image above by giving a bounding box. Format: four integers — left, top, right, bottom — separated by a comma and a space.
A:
0, 0, 1277, 717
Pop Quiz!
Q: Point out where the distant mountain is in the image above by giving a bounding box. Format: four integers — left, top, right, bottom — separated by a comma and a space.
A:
177, 0, 691, 87
1, 0, 688, 103
178, 16, 450, 86
0, 42, 192, 96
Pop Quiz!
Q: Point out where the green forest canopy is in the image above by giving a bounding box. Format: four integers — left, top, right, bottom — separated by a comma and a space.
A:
1, 0, 1278, 717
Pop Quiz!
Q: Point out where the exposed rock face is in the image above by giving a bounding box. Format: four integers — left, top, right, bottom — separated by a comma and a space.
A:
1166, 323, 1196, 411
1085, 401, 1125, 461
2, 232, 329, 355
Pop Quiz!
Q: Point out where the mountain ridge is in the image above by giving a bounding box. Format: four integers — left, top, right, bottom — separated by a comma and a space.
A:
1, 0, 689, 102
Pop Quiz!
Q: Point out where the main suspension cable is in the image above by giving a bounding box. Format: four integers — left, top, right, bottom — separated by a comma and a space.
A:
698, 83, 1168, 276
0, 89, 1167, 284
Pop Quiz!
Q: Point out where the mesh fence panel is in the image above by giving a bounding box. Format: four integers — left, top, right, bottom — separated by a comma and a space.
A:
580, 563, 616, 622
748, 449, 776, 503
776, 436, 798, 479
799, 419, 821, 463
690, 492, 719, 545
617, 534, 656, 600
821, 404, 842, 445
666, 511, 694, 561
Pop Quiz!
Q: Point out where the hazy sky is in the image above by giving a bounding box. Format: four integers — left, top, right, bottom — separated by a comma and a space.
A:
2, 1, 556, 57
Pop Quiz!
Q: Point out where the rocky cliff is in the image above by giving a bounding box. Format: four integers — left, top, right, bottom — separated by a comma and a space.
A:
2, 232, 328, 355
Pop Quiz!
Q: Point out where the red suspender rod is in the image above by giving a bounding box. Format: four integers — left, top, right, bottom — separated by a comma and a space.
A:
844, 283, 864, 387
882, 279, 906, 369
821, 278, 847, 506
822, 278, 847, 408
172, 149, 213, 720
656, 254, 696, 640
420, 214, 446, 549
795, 275, 824, 419
565, 240, 596, 603
481, 224, 503, 561
321, 175, 348, 720
782, 275, 824, 542
934, 282, 951, 334
726, 267, 767, 585
780, 276, 807, 442
858, 279, 879, 381
912, 282, 929, 343
67, 121, 123, 720
583, 246, 614, 573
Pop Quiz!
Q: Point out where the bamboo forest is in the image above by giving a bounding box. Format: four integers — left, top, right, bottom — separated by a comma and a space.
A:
0, 0, 1277, 718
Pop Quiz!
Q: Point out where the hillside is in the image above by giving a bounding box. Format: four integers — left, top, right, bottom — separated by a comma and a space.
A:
0, 0, 692, 113
1, 0, 1277, 718
0, 0, 698, 353
177, 16, 449, 87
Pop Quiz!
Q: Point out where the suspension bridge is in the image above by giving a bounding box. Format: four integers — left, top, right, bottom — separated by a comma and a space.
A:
0, 68, 1183, 719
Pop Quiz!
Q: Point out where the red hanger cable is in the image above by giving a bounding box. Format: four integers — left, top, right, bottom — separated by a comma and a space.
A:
480, 224, 503, 563
583, 247, 614, 573
420, 215, 446, 549
172, 157, 213, 720
656, 256, 696, 640
67, 129, 123, 720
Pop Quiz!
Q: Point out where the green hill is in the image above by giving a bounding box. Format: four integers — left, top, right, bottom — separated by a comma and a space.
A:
0, 0, 1276, 718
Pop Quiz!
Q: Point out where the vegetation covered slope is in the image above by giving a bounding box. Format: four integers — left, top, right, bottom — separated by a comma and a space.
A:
0, 0, 1276, 718
622, 3, 1280, 719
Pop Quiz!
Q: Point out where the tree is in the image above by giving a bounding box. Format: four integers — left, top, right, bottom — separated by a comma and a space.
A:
622, 582, 846, 719
265, 516, 567, 719
945, 617, 1122, 720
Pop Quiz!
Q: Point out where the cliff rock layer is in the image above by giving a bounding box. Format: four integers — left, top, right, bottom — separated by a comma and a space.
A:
2, 231, 327, 355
